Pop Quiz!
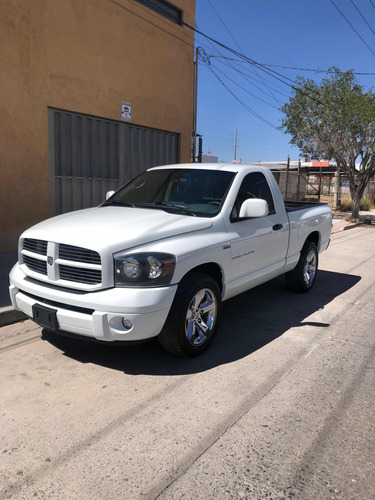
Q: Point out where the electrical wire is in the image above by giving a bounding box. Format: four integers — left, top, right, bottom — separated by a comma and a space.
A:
198, 39, 289, 101
350, 0, 375, 39
204, 60, 280, 110
208, 55, 375, 76
195, 26, 285, 108
204, 0, 280, 104
196, 36, 289, 101
184, 22, 325, 105
328, 0, 375, 57
205, 64, 278, 129
213, 57, 291, 100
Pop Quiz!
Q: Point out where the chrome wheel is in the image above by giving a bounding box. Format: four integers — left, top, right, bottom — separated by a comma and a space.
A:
303, 250, 317, 287
185, 288, 217, 346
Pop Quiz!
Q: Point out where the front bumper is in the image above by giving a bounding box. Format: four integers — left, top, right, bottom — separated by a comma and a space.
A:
9, 263, 177, 342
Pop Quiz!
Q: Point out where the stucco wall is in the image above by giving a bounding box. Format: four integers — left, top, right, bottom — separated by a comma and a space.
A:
0, 0, 195, 252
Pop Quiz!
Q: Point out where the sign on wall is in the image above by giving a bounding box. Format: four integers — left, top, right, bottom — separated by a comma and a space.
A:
121, 102, 132, 121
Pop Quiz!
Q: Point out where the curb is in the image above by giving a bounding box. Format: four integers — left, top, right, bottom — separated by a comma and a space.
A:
332, 220, 373, 233
0, 308, 27, 328
343, 222, 362, 231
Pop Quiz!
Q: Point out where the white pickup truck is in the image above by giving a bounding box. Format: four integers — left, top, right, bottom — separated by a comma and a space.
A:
10, 163, 332, 356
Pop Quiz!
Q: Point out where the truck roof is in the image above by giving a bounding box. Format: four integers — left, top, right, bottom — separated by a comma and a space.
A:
148, 163, 264, 174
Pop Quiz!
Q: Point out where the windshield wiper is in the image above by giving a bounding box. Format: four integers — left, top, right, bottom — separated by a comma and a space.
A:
154, 201, 196, 216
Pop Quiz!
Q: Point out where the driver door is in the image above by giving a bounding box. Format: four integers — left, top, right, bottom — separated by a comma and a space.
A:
224, 172, 289, 296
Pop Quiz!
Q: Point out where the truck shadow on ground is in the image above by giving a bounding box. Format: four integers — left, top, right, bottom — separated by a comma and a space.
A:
41, 270, 361, 375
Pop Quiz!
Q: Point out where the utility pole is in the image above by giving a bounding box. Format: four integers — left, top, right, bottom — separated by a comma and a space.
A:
198, 135, 202, 163
334, 166, 341, 209
233, 128, 238, 161
285, 155, 290, 199
192, 47, 199, 162
297, 158, 301, 201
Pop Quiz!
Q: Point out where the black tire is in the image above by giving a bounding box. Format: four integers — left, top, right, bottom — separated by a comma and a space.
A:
158, 272, 222, 357
285, 241, 318, 293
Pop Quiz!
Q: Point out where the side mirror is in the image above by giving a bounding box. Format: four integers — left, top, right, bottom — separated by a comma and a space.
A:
106, 190, 115, 200
239, 198, 268, 218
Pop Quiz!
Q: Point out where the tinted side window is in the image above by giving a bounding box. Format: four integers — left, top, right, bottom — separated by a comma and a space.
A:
231, 172, 275, 219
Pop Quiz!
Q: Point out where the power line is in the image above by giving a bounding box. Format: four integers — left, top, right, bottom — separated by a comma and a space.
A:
198, 40, 288, 102
350, 0, 375, 40
328, 0, 375, 58
215, 58, 290, 101
196, 36, 290, 100
208, 55, 375, 76
204, 0, 279, 104
185, 22, 324, 105
205, 64, 278, 129
204, 60, 280, 110
370, 0, 375, 10
193, 24, 300, 89
205, 0, 243, 54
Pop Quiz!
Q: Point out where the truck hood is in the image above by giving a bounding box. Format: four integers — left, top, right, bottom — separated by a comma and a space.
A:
22, 206, 213, 254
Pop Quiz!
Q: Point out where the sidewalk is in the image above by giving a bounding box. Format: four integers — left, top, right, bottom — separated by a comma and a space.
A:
331, 208, 375, 233
0, 210, 373, 327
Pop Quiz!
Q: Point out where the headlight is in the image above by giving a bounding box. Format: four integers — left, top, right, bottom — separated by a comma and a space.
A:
114, 252, 176, 287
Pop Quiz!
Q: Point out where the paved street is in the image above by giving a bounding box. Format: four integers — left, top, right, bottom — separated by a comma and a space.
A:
1, 226, 374, 500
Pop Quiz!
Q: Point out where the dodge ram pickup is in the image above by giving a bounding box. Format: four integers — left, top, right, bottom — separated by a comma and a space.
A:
9, 163, 332, 356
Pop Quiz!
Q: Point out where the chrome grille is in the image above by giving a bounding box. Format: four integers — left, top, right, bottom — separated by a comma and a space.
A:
23, 255, 47, 275
59, 244, 101, 265
59, 265, 102, 285
22, 239, 102, 287
23, 238, 47, 255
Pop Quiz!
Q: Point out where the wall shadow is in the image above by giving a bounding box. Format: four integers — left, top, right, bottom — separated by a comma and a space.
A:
41, 270, 361, 376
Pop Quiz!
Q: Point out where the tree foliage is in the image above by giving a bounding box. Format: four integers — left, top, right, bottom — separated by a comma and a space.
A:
280, 68, 375, 218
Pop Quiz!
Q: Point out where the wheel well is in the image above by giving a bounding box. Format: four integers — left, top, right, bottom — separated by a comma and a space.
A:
304, 231, 320, 249
184, 263, 223, 292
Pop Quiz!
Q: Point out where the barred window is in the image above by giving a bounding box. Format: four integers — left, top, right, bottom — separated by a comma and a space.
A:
134, 0, 182, 24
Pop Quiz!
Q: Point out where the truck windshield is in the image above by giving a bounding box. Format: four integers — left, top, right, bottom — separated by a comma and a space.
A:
103, 168, 235, 217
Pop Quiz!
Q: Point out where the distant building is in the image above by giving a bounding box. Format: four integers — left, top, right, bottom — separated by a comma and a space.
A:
202, 154, 219, 163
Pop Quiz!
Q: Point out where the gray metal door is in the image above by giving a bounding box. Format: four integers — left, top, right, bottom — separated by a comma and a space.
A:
48, 108, 179, 215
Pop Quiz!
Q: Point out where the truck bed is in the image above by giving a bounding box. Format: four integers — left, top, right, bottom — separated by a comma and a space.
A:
284, 200, 329, 212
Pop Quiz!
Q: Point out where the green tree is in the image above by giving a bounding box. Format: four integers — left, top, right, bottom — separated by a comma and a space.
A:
280, 68, 375, 219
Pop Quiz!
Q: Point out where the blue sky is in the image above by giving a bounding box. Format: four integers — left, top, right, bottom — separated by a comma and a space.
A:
194, 0, 375, 162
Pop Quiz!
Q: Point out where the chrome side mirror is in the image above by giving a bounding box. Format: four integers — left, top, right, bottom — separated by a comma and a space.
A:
106, 190, 115, 200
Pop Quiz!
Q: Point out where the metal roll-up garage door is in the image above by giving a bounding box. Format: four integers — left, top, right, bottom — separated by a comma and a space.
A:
48, 108, 179, 216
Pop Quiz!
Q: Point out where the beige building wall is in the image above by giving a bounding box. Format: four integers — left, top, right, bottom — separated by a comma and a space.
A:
0, 0, 195, 252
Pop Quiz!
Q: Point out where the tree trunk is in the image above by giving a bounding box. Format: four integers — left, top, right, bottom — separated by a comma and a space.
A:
349, 182, 366, 220
351, 190, 361, 219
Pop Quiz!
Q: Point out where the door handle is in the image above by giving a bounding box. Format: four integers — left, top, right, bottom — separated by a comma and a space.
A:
273, 224, 283, 231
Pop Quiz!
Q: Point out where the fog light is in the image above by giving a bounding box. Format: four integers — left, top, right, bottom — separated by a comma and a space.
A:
122, 318, 133, 330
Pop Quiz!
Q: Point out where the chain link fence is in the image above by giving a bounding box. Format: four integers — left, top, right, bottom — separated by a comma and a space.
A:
271, 168, 374, 209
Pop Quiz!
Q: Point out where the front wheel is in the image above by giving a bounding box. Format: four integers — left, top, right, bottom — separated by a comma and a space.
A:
285, 241, 318, 292
158, 273, 222, 357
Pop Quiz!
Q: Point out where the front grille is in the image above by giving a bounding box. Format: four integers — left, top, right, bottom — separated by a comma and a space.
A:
23, 238, 47, 255
59, 265, 102, 285
59, 244, 101, 265
23, 255, 47, 275
22, 240, 103, 287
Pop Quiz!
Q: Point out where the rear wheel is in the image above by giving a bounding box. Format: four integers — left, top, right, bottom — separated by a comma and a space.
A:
285, 241, 318, 292
158, 273, 222, 357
